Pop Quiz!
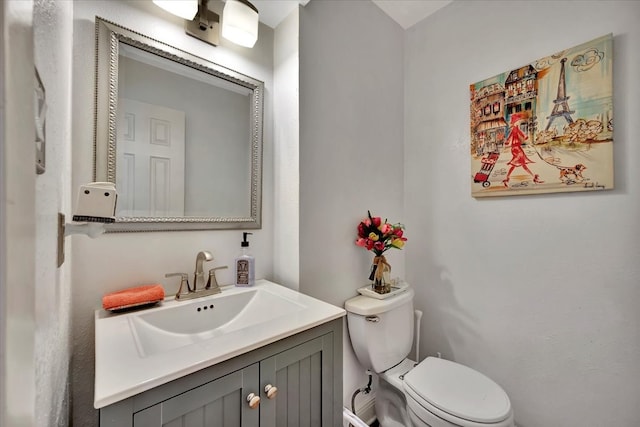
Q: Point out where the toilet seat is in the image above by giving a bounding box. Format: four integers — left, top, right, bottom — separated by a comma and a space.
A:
403, 357, 513, 427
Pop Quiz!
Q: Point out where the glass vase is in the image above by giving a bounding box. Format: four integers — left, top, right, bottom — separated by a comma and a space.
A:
370, 255, 391, 294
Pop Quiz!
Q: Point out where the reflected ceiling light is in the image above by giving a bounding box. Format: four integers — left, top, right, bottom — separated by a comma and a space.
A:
152, 0, 198, 20
221, 0, 259, 48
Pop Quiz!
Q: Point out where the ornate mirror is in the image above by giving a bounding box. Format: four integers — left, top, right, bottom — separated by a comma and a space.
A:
94, 17, 263, 231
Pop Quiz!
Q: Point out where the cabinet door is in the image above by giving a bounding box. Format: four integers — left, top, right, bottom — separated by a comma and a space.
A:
259, 334, 334, 427
133, 363, 260, 427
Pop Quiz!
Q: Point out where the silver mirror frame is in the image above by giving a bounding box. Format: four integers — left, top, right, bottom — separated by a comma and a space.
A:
94, 17, 263, 232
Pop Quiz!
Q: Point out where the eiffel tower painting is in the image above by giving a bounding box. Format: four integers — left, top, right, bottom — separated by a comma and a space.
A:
545, 58, 575, 130
470, 34, 613, 198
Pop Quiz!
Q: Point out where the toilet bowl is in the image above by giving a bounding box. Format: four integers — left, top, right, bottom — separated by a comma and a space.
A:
403, 357, 513, 427
345, 287, 514, 427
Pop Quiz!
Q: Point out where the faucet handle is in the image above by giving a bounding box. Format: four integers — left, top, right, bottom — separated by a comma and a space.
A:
206, 266, 228, 289
165, 272, 191, 298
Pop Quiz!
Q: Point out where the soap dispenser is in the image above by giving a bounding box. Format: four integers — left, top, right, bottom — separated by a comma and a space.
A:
234, 232, 255, 287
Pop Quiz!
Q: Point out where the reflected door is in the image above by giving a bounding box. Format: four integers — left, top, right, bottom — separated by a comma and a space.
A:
116, 98, 186, 217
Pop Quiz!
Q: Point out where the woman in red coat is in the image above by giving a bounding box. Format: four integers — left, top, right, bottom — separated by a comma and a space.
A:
502, 113, 543, 187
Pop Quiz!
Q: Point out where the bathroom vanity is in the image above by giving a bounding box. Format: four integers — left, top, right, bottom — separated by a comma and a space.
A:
95, 281, 345, 426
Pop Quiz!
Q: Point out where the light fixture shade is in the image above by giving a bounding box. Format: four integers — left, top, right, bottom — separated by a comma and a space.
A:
152, 0, 198, 20
221, 0, 259, 48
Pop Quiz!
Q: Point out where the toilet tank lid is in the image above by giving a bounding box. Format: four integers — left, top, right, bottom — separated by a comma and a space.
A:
345, 287, 414, 315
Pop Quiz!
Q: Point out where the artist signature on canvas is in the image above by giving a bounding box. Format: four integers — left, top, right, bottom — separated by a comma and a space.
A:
583, 182, 606, 190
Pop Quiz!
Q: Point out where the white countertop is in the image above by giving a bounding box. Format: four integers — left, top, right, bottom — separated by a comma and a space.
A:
94, 280, 345, 408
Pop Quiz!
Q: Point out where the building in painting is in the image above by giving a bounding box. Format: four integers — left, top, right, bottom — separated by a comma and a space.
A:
504, 64, 538, 137
471, 82, 507, 155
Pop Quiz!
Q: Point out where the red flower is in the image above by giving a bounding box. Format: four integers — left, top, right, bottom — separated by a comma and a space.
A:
357, 223, 367, 238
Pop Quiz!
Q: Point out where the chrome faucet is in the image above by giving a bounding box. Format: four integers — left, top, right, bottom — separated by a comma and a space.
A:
193, 251, 213, 292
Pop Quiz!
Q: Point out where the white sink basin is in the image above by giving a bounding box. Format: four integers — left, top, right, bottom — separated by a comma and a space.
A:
129, 288, 305, 357
94, 280, 345, 409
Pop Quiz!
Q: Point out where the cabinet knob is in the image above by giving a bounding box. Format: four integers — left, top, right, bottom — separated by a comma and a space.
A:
247, 393, 260, 409
264, 384, 278, 399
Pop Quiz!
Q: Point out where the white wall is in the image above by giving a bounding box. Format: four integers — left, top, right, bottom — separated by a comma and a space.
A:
2, 1, 73, 425
33, 1, 73, 425
405, 1, 640, 426
273, 8, 300, 289
0, 1, 37, 425
71, 2, 275, 425
299, 0, 405, 416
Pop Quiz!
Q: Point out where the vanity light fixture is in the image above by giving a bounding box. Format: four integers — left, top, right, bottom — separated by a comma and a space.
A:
185, 0, 221, 46
152, 0, 199, 20
221, 0, 259, 48
152, 0, 259, 48
153, 0, 220, 46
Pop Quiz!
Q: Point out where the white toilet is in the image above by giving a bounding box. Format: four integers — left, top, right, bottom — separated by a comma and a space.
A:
345, 287, 515, 427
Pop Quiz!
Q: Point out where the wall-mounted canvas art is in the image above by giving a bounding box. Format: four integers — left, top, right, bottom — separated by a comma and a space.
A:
470, 34, 613, 197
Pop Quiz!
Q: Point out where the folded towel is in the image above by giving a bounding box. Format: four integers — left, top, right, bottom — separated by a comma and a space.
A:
102, 284, 165, 311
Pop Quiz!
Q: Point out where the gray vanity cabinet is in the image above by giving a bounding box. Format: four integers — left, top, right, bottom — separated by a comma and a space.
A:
99, 318, 343, 427
259, 332, 335, 427
132, 363, 260, 427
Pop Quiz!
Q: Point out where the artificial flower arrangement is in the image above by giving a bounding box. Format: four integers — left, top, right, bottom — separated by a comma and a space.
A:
355, 211, 407, 293
356, 211, 407, 255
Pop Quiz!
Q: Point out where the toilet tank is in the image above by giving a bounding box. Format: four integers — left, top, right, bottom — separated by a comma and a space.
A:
345, 288, 414, 373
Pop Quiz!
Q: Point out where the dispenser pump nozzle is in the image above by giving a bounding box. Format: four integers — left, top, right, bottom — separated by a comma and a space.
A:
241, 232, 252, 247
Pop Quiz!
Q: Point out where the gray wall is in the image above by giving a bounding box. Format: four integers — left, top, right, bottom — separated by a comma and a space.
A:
405, 1, 640, 426
301, 0, 640, 425
299, 0, 405, 414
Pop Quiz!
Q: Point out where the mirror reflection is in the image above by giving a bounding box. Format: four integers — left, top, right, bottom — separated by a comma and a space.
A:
94, 18, 264, 231
117, 44, 252, 218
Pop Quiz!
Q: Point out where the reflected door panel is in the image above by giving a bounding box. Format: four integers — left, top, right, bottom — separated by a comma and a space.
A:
116, 98, 186, 217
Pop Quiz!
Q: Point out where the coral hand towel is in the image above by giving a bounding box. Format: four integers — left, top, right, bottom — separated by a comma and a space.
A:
102, 284, 165, 311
